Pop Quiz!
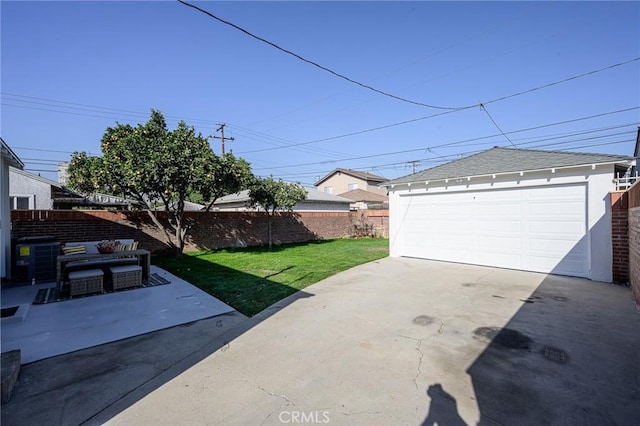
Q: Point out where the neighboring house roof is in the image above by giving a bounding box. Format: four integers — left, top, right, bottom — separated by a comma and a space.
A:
384, 147, 633, 185
2, 138, 24, 169
86, 193, 142, 208
10, 166, 68, 189
164, 201, 205, 211
338, 189, 388, 203
215, 188, 352, 206
158, 201, 204, 211
314, 168, 387, 187
10, 167, 142, 209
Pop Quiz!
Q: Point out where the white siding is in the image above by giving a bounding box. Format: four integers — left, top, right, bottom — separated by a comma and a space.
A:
9, 169, 52, 210
389, 165, 615, 282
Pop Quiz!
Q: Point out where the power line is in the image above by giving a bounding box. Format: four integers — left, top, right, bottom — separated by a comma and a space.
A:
263, 125, 638, 178
1, 92, 222, 126
238, 109, 459, 154
5, 53, 639, 157
20, 157, 67, 162
482, 57, 640, 107
23, 168, 58, 173
177, 0, 464, 111
274, 135, 635, 181
255, 129, 635, 175
3, 93, 351, 160
11, 108, 637, 174
250, 109, 639, 171
178, 1, 639, 112
480, 103, 517, 148
238, 96, 639, 155
3, 96, 351, 160
11, 146, 93, 155
1, 102, 148, 123
226, 123, 350, 159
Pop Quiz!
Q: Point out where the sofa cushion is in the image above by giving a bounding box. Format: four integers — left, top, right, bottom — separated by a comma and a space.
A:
66, 257, 138, 269
62, 245, 86, 255
65, 240, 135, 255
68, 269, 104, 279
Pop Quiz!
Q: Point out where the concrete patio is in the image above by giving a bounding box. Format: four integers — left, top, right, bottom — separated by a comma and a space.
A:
1, 265, 236, 364
3, 257, 639, 425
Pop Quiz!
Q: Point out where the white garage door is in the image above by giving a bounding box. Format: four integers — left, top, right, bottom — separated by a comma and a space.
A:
399, 184, 589, 277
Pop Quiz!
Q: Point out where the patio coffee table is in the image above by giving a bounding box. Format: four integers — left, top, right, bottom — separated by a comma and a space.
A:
56, 249, 151, 293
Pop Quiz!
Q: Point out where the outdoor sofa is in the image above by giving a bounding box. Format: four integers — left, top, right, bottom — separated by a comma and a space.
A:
61, 240, 143, 296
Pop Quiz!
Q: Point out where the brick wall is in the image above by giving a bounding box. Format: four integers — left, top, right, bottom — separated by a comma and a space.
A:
10, 210, 389, 255
628, 182, 640, 306
611, 191, 629, 284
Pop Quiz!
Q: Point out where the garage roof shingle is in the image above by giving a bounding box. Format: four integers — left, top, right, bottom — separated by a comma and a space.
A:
384, 147, 632, 185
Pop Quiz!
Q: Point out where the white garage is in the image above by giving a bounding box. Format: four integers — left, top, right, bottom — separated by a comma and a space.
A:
385, 147, 632, 282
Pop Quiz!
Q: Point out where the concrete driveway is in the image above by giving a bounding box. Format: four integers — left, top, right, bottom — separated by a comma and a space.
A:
4, 257, 640, 425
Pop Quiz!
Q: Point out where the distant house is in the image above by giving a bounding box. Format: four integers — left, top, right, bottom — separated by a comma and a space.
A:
214, 188, 351, 212
338, 188, 389, 210
9, 167, 80, 209
314, 168, 388, 197
161, 201, 205, 211
82, 193, 141, 210
2, 139, 24, 279
9, 167, 138, 210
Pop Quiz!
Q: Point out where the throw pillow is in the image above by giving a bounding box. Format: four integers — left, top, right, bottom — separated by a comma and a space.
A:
62, 245, 86, 255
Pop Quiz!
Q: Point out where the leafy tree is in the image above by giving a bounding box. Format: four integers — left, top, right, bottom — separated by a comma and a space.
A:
66, 152, 104, 195
67, 110, 253, 256
248, 176, 307, 249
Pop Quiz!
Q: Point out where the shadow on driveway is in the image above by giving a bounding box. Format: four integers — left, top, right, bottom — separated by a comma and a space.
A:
1, 258, 313, 426
423, 272, 640, 425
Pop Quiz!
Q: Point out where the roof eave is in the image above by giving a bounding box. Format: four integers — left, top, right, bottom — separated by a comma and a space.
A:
1, 139, 24, 169
383, 160, 632, 188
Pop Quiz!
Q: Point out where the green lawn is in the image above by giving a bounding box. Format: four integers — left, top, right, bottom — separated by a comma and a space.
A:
153, 238, 388, 316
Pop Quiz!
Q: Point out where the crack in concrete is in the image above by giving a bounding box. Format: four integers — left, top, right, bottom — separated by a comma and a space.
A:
341, 410, 383, 416
257, 385, 295, 406
341, 410, 409, 425
430, 321, 445, 339
256, 384, 295, 426
81, 323, 248, 425
413, 339, 425, 390
412, 322, 444, 391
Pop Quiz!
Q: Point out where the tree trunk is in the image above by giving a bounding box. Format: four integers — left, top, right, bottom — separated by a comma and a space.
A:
267, 214, 273, 250
146, 210, 176, 249
175, 216, 184, 258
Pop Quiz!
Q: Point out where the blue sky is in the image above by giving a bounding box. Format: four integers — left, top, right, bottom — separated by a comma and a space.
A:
2, 1, 639, 186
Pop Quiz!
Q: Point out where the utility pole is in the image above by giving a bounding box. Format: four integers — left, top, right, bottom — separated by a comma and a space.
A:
213, 123, 234, 156
408, 160, 419, 174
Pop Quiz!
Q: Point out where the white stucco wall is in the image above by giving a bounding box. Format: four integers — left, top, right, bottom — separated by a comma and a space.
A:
9, 169, 52, 210
1, 158, 10, 278
388, 164, 616, 282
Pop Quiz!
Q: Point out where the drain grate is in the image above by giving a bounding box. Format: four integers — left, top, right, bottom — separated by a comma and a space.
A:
542, 346, 569, 364
474, 327, 533, 350
413, 315, 434, 326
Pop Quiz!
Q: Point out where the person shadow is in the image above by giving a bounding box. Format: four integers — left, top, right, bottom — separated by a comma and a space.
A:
422, 383, 468, 426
